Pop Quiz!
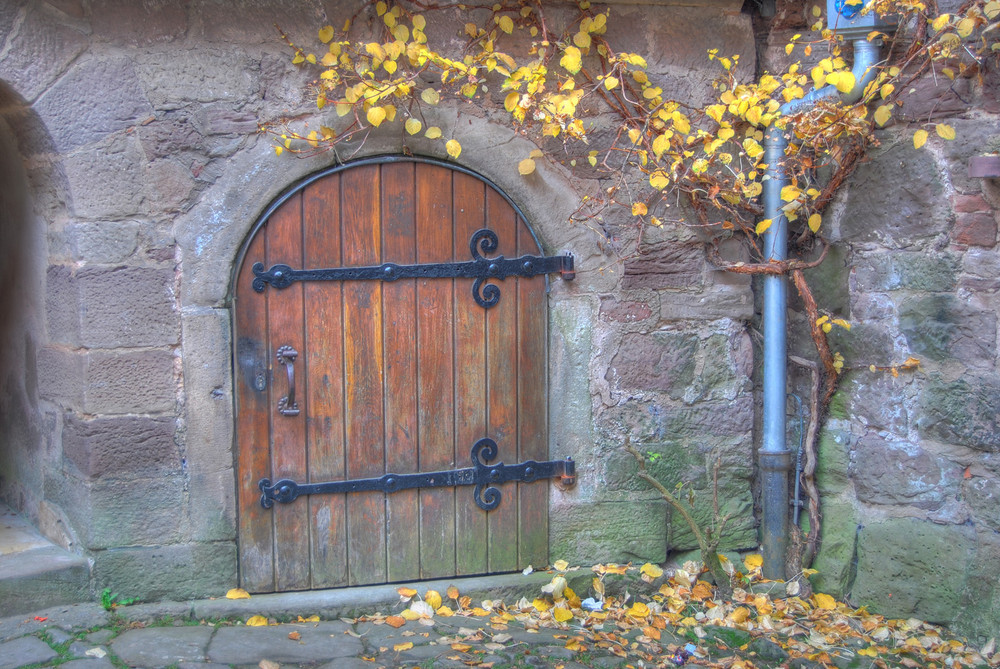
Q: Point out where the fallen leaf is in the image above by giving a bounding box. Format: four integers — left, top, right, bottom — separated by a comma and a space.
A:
85, 648, 107, 659
447, 585, 461, 599
297, 615, 320, 623
425, 590, 442, 610
33, 616, 48, 622
393, 641, 414, 651
398, 587, 418, 599
813, 592, 837, 610
386, 615, 406, 628
246, 615, 268, 627
288, 631, 301, 641
553, 559, 570, 571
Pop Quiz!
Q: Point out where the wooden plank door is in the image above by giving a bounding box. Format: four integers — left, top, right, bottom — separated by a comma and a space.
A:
233, 158, 551, 592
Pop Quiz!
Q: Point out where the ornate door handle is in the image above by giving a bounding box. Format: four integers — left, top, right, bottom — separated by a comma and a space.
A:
276, 346, 300, 417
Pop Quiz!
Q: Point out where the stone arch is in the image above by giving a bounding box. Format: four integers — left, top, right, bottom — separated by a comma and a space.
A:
0, 81, 52, 529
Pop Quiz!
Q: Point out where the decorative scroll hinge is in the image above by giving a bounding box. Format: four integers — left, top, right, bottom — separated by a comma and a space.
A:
251, 228, 575, 309
259, 438, 575, 511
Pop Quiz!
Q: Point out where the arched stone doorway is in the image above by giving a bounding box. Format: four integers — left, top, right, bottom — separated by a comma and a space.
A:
231, 156, 573, 592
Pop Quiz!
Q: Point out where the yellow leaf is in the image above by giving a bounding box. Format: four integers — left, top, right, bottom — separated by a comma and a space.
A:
858, 646, 879, 657
826, 70, 856, 93
446, 139, 462, 158
425, 590, 442, 610
573, 31, 591, 49
226, 588, 251, 600
913, 129, 928, 149
649, 171, 670, 190
651, 133, 670, 159
755, 219, 772, 235
957, 17, 975, 38
822, 322, 833, 333
814, 592, 837, 610
628, 128, 641, 144
553, 606, 574, 622
532, 598, 551, 612
518, 158, 536, 175
874, 104, 892, 127
305, 53, 316, 64
297, 615, 320, 622
421, 88, 440, 105
935, 123, 956, 140
425, 126, 442, 139
880, 83, 894, 99
627, 602, 650, 618
292, 53, 304, 65
729, 606, 750, 623
560, 46, 582, 74
393, 642, 414, 651
274, 145, 283, 156
808, 213, 822, 233
640, 563, 663, 578
318, 25, 334, 43
553, 559, 570, 571
632, 202, 648, 216
400, 608, 421, 620
436, 605, 454, 617
603, 76, 619, 90
405, 118, 422, 135
366, 106, 387, 127
398, 586, 418, 598
565, 638, 586, 651
744, 553, 764, 570
781, 185, 802, 202
504, 91, 520, 113
246, 615, 268, 627
832, 318, 851, 330
498, 15, 514, 34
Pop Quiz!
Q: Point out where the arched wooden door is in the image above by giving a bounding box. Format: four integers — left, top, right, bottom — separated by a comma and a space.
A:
232, 158, 572, 592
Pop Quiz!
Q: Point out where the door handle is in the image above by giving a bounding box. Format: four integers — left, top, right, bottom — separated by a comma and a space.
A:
276, 345, 300, 417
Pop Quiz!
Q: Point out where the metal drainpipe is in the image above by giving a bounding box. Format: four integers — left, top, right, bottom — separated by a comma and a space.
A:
759, 38, 881, 580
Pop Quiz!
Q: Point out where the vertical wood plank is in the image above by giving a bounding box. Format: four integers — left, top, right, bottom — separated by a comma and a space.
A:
381, 162, 421, 582
267, 194, 311, 591
235, 230, 274, 592
416, 164, 457, 579
516, 220, 549, 568
342, 165, 388, 585
303, 176, 348, 588
452, 172, 488, 575
485, 188, 518, 573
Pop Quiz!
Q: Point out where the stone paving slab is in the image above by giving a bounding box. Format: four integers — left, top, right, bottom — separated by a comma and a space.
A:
207, 621, 362, 665
111, 626, 214, 667
0, 635, 59, 669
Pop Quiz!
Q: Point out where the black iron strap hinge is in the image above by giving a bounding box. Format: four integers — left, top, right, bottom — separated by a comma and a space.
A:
252, 228, 575, 309
259, 438, 575, 512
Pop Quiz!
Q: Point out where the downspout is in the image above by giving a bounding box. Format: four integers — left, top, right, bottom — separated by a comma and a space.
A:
759, 37, 881, 580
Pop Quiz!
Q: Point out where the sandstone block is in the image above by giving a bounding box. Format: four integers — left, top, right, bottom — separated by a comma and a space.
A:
953, 193, 990, 213
63, 414, 180, 480
658, 286, 754, 322
815, 428, 852, 495
919, 374, 1000, 451
81, 476, 186, 549
808, 497, 858, 598
134, 50, 259, 107
850, 434, 961, 508
186, 470, 237, 543
549, 500, 668, 565
608, 331, 697, 399
63, 135, 149, 219
0, 4, 88, 103
964, 476, 1000, 532
953, 211, 998, 247
92, 541, 236, 602
181, 310, 234, 472
622, 242, 703, 290
90, 0, 187, 45
839, 140, 948, 248
49, 265, 179, 349
851, 252, 958, 292
34, 57, 152, 152
599, 296, 654, 323
898, 294, 996, 365
86, 350, 176, 414
65, 221, 139, 264
850, 518, 975, 624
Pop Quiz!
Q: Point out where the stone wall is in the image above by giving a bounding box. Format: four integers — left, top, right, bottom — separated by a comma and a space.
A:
0, 0, 757, 602
2, 0, 996, 639
762, 0, 1000, 639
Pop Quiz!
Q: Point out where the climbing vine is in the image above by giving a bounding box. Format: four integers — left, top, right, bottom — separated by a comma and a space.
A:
263, 0, 1000, 572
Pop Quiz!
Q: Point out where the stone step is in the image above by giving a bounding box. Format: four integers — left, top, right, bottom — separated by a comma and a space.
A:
0, 505, 92, 616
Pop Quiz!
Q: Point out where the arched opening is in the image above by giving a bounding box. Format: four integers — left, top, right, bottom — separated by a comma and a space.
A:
230, 156, 569, 592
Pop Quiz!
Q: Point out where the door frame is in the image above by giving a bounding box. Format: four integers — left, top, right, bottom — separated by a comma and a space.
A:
228, 154, 559, 590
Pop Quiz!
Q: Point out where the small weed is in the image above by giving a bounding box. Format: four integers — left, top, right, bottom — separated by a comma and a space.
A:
100, 587, 138, 611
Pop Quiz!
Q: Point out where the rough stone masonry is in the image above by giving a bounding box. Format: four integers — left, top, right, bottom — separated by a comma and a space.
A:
0, 0, 997, 640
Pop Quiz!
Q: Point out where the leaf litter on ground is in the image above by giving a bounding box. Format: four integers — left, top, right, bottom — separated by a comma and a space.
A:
240, 557, 997, 668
